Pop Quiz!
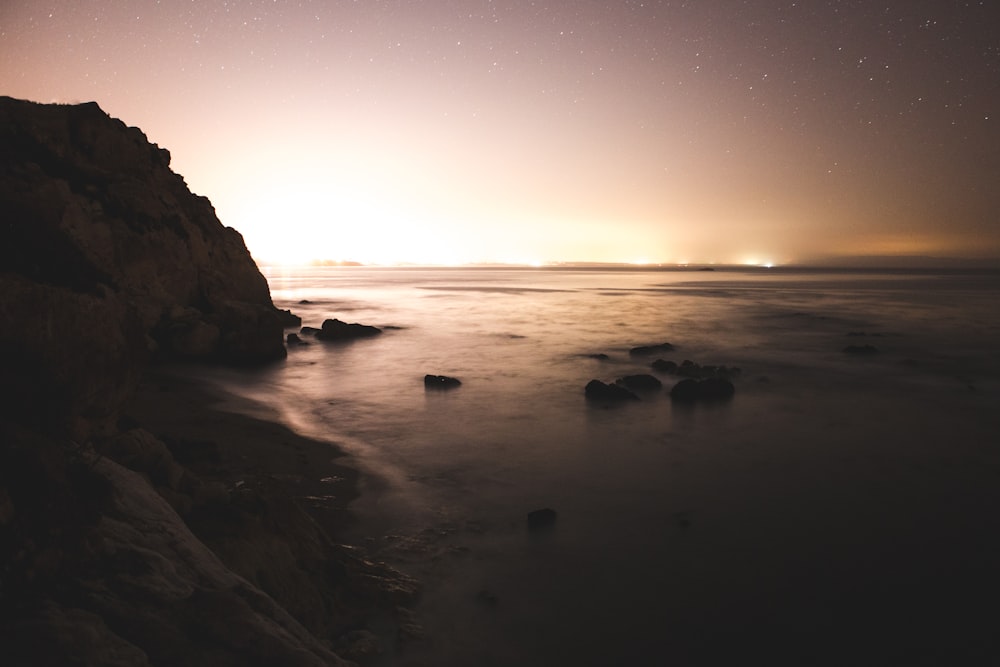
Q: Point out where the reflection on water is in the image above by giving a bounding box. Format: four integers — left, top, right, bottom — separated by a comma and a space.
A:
209, 266, 1000, 665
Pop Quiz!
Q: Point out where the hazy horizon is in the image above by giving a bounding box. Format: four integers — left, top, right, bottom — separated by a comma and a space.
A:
258, 254, 1000, 270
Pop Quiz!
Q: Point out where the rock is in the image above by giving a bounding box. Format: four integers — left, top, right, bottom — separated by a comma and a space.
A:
277, 308, 302, 328
527, 507, 558, 531
617, 374, 663, 391
652, 359, 679, 373
169, 319, 222, 358
0, 96, 287, 368
424, 374, 461, 389
300, 326, 322, 336
653, 358, 741, 379
286, 333, 306, 345
670, 377, 736, 402
585, 380, 639, 402
629, 342, 676, 356
315, 318, 382, 341
585, 353, 610, 360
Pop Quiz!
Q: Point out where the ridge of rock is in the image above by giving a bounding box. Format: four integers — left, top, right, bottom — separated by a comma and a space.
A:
1, 96, 288, 435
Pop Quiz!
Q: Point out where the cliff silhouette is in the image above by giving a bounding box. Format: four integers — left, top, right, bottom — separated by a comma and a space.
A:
0, 97, 413, 665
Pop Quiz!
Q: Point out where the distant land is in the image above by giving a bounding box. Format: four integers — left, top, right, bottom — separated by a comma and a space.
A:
258, 255, 1000, 271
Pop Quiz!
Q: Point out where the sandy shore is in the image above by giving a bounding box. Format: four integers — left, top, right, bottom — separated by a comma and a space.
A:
123, 364, 361, 539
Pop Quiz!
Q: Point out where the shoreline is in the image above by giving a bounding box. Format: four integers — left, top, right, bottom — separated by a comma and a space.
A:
123, 364, 362, 539
121, 364, 422, 662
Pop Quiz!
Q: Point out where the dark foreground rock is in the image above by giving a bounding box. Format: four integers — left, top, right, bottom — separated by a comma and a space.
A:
0, 96, 287, 374
0, 98, 415, 666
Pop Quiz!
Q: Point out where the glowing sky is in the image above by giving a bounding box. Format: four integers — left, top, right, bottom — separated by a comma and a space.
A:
2, 1, 998, 265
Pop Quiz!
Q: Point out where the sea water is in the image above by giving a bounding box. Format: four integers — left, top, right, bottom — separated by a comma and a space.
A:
202, 266, 1000, 666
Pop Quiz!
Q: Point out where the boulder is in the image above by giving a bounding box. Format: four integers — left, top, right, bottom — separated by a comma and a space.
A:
585, 380, 639, 402
315, 318, 382, 341
617, 374, 663, 391
527, 508, 558, 531
653, 358, 741, 379
424, 374, 461, 389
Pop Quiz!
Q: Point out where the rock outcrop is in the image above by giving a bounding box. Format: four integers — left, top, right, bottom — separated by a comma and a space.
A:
585, 379, 639, 402
0, 95, 286, 380
0, 98, 411, 666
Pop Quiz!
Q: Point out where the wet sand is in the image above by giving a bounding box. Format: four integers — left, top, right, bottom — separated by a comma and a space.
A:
123, 365, 362, 547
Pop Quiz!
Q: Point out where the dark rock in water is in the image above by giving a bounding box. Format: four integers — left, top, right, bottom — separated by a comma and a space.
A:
586, 353, 610, 360
670, 377, 736, 402
298, 299, 313, 304
585, 379, 639, 402
652, 358, 679, 373
277, 308, 301, 328
654, 358, 741, 379
843, 344, 879, 355
300, 326, 322, 336
286, 333, 306, 345
629, 342, 676, 356
527, 507, 558, 531
617, 374, 663, 391
670, 378, 701, 402
425, 374, 461, 389
316, 318, 382, 341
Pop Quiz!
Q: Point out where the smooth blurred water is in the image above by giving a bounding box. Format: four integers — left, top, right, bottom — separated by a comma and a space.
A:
203, 266, 1000, 666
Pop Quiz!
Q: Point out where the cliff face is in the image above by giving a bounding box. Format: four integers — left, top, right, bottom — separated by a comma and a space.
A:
0, 96, 287, 435
0, 99, 414, 666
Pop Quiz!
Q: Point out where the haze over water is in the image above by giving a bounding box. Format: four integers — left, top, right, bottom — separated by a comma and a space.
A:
201, 266, 1000, 666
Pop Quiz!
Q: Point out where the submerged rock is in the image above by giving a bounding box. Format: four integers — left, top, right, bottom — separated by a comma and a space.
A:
527, 507, 558, 531
616, 374, 663, 391
654, 358, 742, 379
629, 342, 676, 356
315, 318, 382, 341
585, 380, 639, 402
424, 374, 462, 389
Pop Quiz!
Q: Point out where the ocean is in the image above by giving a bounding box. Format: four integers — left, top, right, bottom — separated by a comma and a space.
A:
199, 266, 1000, 666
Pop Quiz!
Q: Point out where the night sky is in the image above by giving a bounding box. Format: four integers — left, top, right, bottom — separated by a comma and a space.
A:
2, 1, 998, 265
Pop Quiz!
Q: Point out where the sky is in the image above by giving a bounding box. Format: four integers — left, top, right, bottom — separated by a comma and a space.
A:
2, 1, 998, 266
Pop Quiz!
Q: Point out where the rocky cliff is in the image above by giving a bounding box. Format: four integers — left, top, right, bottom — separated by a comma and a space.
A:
1, 95, 292, 435
0, 98, 413, 666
